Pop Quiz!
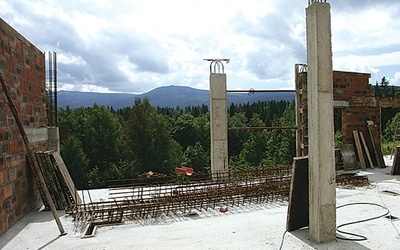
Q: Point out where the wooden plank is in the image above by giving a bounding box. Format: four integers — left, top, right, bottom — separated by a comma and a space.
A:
367, 121, 386, 168
286, 156, 309, 232
32, 152, 49, 209
44, 151, 69, 209
353, 130, 366, 170
51, 151, 82, 205
35, 152, 60, 209
36, 152, 66, 210
359, 132, 374, 169
392, 146, 400, 175
47, 151, 77, 207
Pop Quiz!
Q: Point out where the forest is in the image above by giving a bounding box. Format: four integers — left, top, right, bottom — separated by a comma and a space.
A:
59, 78, 400, 189
58, 98, 296, 189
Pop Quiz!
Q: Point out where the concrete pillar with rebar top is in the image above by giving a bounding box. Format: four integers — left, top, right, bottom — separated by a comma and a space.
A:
205, 59, 229, 175
306, 1, 336, 243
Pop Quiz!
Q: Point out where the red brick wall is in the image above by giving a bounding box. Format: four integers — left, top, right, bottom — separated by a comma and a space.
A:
332, 71, 379, 146
0, 18, 47, 235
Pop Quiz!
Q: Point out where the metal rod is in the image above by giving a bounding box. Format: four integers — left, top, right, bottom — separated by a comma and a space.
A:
53, 52, 58, 126
48, 51, 53, 126
227, 89, 296, 93
0, 71, 66, 236
228, 126, 298, 131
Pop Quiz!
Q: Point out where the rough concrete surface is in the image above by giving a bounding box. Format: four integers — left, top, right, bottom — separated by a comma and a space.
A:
1, 159, 399, 249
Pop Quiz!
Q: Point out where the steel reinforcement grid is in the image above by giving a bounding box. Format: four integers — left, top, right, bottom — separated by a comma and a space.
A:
70, 167, 368, 233
70, 167, 292, 230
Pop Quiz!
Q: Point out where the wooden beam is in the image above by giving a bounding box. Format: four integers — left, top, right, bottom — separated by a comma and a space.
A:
367, 121, 386, 168
359, 132, 374, 169
353, 130, 366, 170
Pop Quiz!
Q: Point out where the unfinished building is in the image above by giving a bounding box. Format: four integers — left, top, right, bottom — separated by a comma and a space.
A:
0, 18, 48, 234
296, 65, 400, 169
0, 3, 398, 241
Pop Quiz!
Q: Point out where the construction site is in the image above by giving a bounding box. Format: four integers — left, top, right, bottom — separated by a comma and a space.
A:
1, 1, 400, 249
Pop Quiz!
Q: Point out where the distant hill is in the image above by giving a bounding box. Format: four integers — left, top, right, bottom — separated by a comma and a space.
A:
57, 85, 295, 109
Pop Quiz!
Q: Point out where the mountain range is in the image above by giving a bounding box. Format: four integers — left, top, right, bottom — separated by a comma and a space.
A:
57, 85, 295, 109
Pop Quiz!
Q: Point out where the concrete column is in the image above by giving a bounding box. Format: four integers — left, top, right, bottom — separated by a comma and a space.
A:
210, 73, 228, 174
306, 2, 336, 243
48, 127, 60, 152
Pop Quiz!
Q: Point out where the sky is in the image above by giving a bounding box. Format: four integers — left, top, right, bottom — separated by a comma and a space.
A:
1, 0, 399, 94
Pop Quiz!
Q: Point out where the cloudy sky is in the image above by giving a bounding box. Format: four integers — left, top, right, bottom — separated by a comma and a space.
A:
1, 0, 399, 93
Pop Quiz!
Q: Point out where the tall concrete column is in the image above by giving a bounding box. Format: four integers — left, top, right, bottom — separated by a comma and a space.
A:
306, 2, 336, 243
48, 127, 60, 152
207, 59, 229, 174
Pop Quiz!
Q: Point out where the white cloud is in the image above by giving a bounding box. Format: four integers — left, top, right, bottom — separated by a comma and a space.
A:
334, 51, 400, 71
390, 72, 400, 86
1, 0, 400, 93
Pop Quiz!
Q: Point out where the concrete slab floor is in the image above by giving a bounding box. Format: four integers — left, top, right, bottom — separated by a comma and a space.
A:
1, 168, 399, 250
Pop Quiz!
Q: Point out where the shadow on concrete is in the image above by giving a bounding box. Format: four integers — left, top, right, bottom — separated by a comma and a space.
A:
0, 209, 66, 249
288, 228, 371, 250
37, 235, 64, 250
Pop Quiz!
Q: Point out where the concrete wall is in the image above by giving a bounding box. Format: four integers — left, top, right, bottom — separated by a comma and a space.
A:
0, 18, 47, 235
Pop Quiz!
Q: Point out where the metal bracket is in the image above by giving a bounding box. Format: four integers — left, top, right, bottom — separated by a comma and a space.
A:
203, 59, 230, 74
308, 0, 327, 5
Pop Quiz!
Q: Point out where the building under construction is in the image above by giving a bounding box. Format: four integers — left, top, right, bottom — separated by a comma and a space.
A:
0, 5, 399, 242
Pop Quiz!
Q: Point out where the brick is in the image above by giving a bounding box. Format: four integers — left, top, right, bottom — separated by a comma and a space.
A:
7, 212, 15, 226
0, 171, 6, 186
3, 184, 13, 200
8, 167, 16, 182
0, 218, 6, 235
0, 156, 4, 171
0, 187, 3, 202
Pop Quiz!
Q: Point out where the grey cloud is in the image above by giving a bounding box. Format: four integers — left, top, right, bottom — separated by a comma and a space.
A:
4, 0, 170, 93
330, 0, 399, 11
233, 10, 306, 80
246, 46, 292, 80
126, 42, 170, 74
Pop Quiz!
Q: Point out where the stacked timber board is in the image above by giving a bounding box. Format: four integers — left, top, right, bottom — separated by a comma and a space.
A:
367, 121, 386, 168
35, 151, 81, 210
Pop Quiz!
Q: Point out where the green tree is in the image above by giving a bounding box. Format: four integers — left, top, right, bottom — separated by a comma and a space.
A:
125, 98, 182, 174
193, 113, 210, 154
375, 76, 390, 97
173, 113, 197, 150
182, 142, 210, 172
265, 103, 296, 165
383, 112, 400, 144
83, 104, 123, 174
228, 112, 249, 157
58, 104, 124, 187
238, 114, 268, 166
60, 136, 89, 189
